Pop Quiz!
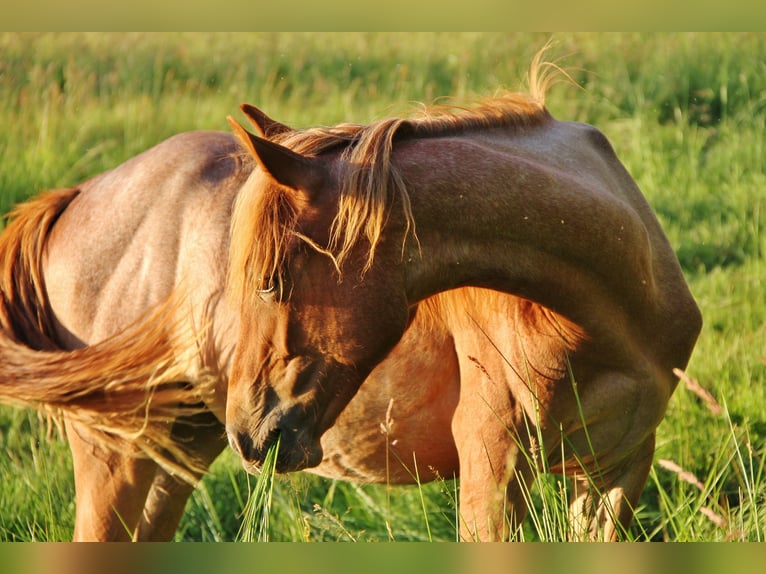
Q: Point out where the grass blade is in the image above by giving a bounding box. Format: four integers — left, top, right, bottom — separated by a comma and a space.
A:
237, 435, 280, 542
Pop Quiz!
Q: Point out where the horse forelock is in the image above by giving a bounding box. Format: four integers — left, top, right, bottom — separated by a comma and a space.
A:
229, 85, 553, 301
228, 171, 295, 303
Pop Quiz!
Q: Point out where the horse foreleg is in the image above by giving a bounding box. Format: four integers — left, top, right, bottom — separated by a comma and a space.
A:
135, 412, 227, 541
568, 433, 655, 541
451, 375, 532, 541
453, 436, 533, 541
66, 420, 158, 541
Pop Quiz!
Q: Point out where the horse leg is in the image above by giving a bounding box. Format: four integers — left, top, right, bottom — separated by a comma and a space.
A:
135, 411, 227, 541
452, 417, 533, 541
568, 433, 656, 541
451, 355, 534, 541
66, 419, 158, 541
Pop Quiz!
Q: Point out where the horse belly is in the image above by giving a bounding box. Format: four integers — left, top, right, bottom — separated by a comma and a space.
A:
313, 323, 460, 484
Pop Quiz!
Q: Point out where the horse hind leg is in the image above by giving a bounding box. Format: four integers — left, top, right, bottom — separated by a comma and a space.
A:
68, 411, 227, 541
568, 433, 656, 541
66, 420, 158, 541
135, 411, 227, 541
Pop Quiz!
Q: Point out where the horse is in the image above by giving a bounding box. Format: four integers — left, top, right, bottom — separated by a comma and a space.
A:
0, 65, 701, 541
223, 78, 703, 539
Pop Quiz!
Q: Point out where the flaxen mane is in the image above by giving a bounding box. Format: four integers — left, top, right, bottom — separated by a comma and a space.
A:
228, 64, 558, 304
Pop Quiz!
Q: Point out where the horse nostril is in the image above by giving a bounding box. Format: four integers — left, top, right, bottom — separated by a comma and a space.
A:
265, 425, 282, 448
234, 431, 256, 462
229, 425, 282, 464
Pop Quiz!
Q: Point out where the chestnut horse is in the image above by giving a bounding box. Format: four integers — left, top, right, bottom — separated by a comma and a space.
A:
0, 72, 701, 541
224, 89, 702, 539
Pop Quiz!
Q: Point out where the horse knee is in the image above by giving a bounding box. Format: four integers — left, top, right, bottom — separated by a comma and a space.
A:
569, 433, 656, 541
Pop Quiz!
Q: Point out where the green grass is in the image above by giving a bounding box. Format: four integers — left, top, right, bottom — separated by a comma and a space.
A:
1, 32, 766, 541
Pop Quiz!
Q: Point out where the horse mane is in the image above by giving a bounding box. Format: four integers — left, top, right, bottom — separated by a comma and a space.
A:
229, 53, 560, 302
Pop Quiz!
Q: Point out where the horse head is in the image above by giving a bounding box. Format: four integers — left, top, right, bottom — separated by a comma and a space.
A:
225, 108, 413, 473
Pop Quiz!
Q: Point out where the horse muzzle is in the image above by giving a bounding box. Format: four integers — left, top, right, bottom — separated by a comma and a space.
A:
227, 412, 324, 474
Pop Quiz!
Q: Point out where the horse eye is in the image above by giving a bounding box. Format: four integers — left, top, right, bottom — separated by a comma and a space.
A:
256, 276, 281, 301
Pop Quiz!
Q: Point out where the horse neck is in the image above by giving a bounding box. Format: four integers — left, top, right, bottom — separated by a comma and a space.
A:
397, 128, 686, 346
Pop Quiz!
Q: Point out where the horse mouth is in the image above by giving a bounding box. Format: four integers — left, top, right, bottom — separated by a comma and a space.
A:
229, 424, 323, 474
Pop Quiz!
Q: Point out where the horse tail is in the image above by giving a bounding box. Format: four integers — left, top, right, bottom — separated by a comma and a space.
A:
0, 190, 212, 481
1, 188, 76, 349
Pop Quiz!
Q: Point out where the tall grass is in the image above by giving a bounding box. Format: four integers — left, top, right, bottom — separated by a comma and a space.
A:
1, 32, 766, 541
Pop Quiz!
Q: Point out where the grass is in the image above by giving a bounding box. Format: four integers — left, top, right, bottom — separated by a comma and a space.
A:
1, 32, 766, 541
236, 436, 281, 542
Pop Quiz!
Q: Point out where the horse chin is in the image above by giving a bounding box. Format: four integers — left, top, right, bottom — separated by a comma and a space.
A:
275, 440, 323, 473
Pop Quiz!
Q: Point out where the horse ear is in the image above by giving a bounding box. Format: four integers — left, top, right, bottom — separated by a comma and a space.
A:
228, 116, 324, 196
240, 103, 292, 138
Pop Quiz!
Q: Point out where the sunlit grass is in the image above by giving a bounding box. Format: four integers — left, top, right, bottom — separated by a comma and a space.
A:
237, 436, 281, 542
1, 32, 765, 541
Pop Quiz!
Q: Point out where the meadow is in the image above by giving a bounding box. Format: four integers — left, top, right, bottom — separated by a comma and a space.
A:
1, 32, 765, 541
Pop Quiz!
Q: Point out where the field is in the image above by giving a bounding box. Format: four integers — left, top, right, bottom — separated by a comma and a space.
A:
1, 32, 765, 542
